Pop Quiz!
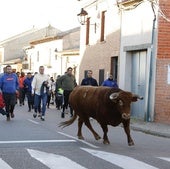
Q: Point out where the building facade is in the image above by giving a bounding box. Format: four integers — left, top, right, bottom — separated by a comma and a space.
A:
78, 0, 120, 85
0, 25, 61, 72
26, 27, 80, 80
0, 26, 80, 81
155, 0, 170, 123
78, 0, 170, 124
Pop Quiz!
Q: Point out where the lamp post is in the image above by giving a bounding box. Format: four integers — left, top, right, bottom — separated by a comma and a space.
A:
77, 8, 98, 33
77, 8, 88, 25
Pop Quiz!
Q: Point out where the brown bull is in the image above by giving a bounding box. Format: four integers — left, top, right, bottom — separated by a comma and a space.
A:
59, 86, 143, 145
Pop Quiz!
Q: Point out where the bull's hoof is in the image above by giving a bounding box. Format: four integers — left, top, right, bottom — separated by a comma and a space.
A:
95, 135, 101, 140
103, 140, 110, 144
128, 141, 135, 146
78, 136, 84, 140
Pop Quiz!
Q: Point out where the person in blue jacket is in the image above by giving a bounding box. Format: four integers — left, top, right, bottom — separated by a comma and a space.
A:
0, 65, 19, 121
102, 74, 118, 88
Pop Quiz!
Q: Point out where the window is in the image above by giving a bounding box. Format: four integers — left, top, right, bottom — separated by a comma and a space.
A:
84, 70, 88, 78
0, 51, 2, 63
22, 64, 29, 69
100, 11, 106, 42
37, 51, 39, 62
111, 57, 118, 80
99, 69, 104, 85
86, 17, 90, 45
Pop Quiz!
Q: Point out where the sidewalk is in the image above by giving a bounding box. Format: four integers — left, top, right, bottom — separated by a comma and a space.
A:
130, 119, 170, 138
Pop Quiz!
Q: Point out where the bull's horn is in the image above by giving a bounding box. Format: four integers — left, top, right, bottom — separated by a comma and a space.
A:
109, 93, 119, 100
133, 94, 143, 100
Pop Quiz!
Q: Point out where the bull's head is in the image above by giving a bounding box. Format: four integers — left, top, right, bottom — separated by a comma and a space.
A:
109, 92, 143, 120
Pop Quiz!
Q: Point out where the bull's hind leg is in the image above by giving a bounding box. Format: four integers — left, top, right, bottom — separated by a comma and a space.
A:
122, 120, 134, 146
100, 123, 110, 144
84, 118, 101, 140
77, 117, 84, 140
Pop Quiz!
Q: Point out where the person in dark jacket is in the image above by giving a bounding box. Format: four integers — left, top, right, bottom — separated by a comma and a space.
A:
0, 65, 19, 121
55, 75, 63, 110
24, 72, 34, 112
57, 67, 77, 118
102, 74, 118, 88
81, 70, 98, 86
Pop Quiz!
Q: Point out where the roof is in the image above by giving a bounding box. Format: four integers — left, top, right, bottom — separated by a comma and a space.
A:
30, 27, 80, 45
0, 25, 62, 62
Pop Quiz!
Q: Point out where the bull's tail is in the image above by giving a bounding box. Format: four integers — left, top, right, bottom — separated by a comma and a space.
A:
58, 113, 77, 128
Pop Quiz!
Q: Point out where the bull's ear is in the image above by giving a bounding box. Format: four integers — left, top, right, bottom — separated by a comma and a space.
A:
109, 92, 119, 100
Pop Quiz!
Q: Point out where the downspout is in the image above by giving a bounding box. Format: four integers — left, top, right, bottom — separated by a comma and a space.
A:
146, 2, 156, 122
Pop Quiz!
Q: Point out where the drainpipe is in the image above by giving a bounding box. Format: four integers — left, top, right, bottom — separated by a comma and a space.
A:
146, 3, 156, 122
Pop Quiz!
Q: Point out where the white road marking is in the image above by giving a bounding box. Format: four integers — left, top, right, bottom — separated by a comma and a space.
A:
27, 119, 40, 124
158, 157, 170, 162
0, 140, 76, 144
58, 131, 99, 148
0, 158, 12, 169
81, 148, 159, 169
27, 149, 87, 169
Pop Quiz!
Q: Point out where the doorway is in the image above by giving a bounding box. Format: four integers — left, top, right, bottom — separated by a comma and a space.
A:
131, 50, 146, 119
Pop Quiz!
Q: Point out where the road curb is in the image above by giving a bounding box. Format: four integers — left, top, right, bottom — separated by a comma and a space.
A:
131, 125, 170, 138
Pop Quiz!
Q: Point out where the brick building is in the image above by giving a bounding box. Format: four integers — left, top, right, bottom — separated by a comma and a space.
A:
155, 0, 170, 123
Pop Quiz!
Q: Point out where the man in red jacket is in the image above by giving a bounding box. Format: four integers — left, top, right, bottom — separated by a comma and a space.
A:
0, 93, 7, 115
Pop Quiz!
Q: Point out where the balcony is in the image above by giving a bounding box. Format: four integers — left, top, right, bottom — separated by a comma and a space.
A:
117, 0, 144, 7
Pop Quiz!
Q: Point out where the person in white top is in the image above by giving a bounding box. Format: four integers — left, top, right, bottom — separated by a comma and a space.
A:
31, 66, 50, 121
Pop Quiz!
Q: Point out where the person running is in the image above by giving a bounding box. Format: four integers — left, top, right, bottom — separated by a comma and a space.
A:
24, 72, 34, 112
0, 65, 19, 121
55, 75, 63, 110
0, 92, 8, 116
46, 77, 55, 108
18, 72, 26, 106
57, 67, 77, 118
31, 66, 50, 121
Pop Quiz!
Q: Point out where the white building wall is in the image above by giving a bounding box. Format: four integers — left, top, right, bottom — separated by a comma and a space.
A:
26, 39, 63, 79
119, 1, 154, 89
79, 0, 121, 83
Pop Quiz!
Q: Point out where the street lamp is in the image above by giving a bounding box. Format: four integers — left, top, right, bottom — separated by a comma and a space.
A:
77, 8, 88, 25
77, 8, 99, 33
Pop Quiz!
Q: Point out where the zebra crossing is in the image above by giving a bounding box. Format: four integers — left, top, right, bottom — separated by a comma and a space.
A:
0, 147, 169, 169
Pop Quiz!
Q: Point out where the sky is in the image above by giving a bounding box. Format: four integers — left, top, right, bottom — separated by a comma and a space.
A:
0, 0, 81, 41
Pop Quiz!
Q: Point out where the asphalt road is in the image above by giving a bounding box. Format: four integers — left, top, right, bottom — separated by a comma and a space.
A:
0, 103, 170, 169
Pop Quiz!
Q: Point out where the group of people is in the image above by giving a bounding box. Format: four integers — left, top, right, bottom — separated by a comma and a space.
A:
58, 69, 118, 118
0, 65, 55, 121
0, 64, 118, 121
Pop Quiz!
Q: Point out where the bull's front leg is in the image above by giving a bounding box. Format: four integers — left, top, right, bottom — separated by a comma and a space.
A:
100, 123, 110, 144
122, 120, 134, 146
